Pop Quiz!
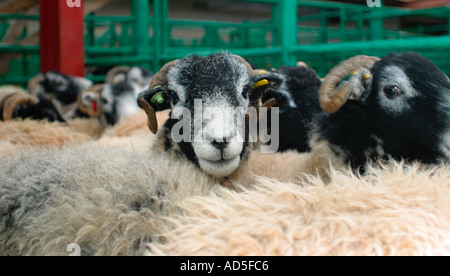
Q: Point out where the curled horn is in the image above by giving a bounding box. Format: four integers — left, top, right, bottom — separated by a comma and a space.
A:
27, 74, 45, 95
231, 54, 255, 76
105, 66, 131, 83
319, 55, 380, 113
141, 60, 179, 134
2, 93, 38, 121
148, 60, 179, 89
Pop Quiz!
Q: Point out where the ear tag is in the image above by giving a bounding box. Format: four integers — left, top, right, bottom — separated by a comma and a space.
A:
362, 74, 372, 80
361, 74, 372, 84
151, 91, 165, 105
253, 70, 269, 89
253, 79, 269, 89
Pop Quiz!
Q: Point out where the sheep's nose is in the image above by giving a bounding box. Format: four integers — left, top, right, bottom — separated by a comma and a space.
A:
211, 139, 228, 150
206, 134, 232, 150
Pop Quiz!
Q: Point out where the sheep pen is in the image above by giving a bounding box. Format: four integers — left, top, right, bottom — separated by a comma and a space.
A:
0, 52, 449, 256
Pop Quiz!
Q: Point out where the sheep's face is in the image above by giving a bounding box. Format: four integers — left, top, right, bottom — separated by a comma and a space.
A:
138, 53, 284, 177
101, 81, 141, 125
365, 53, 450, 161
42, 72, 92, 104
167, 54, 252, 177
319, 53, 450, 169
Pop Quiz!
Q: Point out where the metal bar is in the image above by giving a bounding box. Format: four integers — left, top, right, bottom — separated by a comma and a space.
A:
86, 55, 155, 65
84, 15, 134, 22
85, 46, 134, 54
0, 14, 39, 20
0, 45, 39, 53
152, 0, 162, 68
291, 36, 450, 54
132, 0, 150, 68
277, 0, 297, 66
159, 47, 283, 60
297, 0, 372, 11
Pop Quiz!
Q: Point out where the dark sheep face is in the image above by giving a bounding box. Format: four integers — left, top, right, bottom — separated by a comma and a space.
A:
42, 71, 92, 105
365, 53, 450, 162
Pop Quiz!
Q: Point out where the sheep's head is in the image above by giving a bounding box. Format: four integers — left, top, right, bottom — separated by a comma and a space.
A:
37, 72, 92, 105
99, 66, 149, 125
319, 52, 450, 164
138, 52, 284, 177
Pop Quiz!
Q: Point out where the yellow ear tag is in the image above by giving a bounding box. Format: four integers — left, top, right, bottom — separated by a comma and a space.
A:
362, 74, 372, 80
361, 74, 372, 84
254, 79, 269, 88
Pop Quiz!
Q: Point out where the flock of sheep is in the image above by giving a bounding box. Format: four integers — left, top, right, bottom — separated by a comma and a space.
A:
0, 51, 449, 256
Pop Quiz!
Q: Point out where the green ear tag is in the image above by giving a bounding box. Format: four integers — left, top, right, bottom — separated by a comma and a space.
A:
151, 91, 165, 104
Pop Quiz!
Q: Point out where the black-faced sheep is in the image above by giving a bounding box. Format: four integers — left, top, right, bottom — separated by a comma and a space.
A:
24, 72, 93, 122
0, 72, 93, 123
261, 62, 322, 153
0, 85, 38, 121
314, 52, 450, 172
137, 52, 284, 178
36, 71, 93, 106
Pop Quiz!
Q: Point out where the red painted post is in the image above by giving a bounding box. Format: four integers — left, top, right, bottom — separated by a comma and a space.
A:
39, 0, 85, 77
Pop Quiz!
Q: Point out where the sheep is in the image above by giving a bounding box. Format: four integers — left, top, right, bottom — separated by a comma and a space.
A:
0, 119, 92, 156
260, 62, 322, 153
2, 143, 447, 256
309, 52, 450, 173
23, 72, 93, 122
0, 142, 303, 256
100, 67, 148, 125
146, 160, 450, 256
105, 65, 153, 89
0, 52, 285, 255
68, 66, 153, 136
137, 52, 284, 179
0, 85, 38, 121
1, 72, 93, 123
34, 71, 93, 106
0, 144, 220, 256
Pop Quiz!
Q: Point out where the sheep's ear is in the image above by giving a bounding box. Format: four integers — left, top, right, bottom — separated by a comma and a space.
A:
137, 86, 171, 134
249, 71, 285, 103
346, 70, 373, 101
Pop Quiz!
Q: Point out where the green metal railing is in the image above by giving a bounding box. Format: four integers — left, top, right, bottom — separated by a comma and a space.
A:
1, 0, 450, 86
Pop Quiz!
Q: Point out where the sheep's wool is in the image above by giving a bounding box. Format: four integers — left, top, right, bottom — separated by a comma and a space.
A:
1, 141, 449, 256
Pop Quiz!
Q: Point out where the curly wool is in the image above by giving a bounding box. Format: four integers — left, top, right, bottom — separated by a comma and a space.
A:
147, 161, 450, 256
0, 144, 220, 256
0, 119, 92, 156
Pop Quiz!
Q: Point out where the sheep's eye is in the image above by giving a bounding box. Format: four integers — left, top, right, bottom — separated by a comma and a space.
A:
384, 86, 402, 99
101, 98, 108, 104
242, 86, 249, 97
169, 90, 179, 102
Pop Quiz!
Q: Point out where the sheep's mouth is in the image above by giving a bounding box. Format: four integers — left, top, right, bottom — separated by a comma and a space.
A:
197, 156, 241, 177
